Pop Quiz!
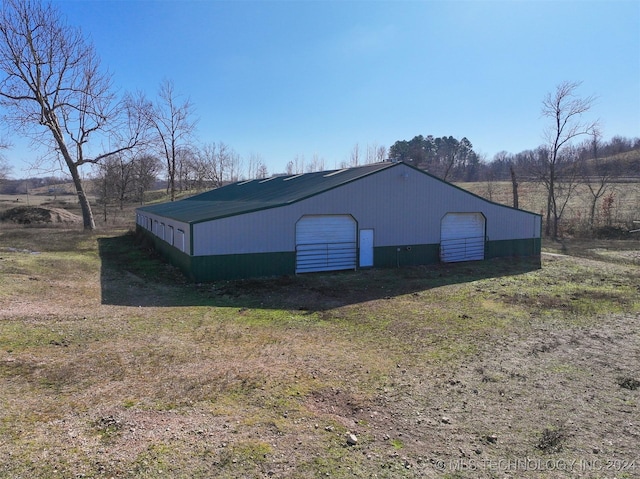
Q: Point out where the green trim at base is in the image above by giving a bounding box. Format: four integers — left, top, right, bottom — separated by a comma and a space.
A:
190, 251, 295, 281
138, 225, 295, 281
138, 227, 541, 281
485, 238, 541, 259
374, 244, 440, 268
138, 226, 193, 277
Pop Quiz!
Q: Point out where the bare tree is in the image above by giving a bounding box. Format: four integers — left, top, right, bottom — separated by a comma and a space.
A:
581, 130, 613, 231
224, 145, 242, 182
0, 158, 10, 182
198, 142, 221, 187
306, 153, 325, 173
187, 149, 208, 192
350, 144, 360, 167
0, 139, 11, 181
197, 141, 241, 187
365, 143, 377, 164
95, 151, 160, 220
95, 154, 134, 222
95, 159, 118, 223
113, 155, 134, 210
365, 142, 387, 164
509, 162, 519, 209
0, 0, 149, 229
175, 146, 197, 192
132, 154, 161, 204
293, 154, 305, 174
256, 162, 268, 179
245, 152, 269, 180
246, 153, 260, 179
285, 160, 294, 175
540, 80, 598, 238
148, 79, 197, 201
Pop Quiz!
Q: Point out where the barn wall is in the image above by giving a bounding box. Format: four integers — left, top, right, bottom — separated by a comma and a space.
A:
136, 225, 194, 280
374, 244, 441, 268
486, 237, 542, 259
138, 163, 542, 281
189, 252, 295, 281
135, 211, 192, 255
138, 226, 541, 283
192, 164, 541, 257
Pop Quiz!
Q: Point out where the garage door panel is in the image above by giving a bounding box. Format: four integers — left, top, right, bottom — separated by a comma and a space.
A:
440, 237, 485, 262
296, 215, 357, 273
296, 244, 357, 271
440, 213, 485, 263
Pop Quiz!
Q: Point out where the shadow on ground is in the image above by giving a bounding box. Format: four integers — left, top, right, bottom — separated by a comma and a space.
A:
98, 233, 541, 309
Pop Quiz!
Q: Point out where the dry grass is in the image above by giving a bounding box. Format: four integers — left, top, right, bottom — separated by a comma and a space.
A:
0, 193, 80, 208
460, 180, 640, 233
1, 224, 640, 477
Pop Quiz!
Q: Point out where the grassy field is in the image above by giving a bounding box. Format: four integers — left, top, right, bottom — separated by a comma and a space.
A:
460, 180, 640, 233
0, 222, 639, 478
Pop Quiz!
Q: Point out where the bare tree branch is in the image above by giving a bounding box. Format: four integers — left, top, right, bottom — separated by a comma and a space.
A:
539, 81, 599, 238
145, 79, 197, 201
0, 0, 150, 229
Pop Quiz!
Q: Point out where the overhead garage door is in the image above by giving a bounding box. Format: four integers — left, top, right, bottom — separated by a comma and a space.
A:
440, 213, 485, 263
296, 215, 357, 273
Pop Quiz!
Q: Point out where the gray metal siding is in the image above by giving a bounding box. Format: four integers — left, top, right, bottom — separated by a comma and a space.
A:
136, 211, 191, 255
191, 164, 540, 256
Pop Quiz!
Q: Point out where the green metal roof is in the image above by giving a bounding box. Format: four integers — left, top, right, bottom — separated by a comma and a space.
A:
137, 162, 398, 224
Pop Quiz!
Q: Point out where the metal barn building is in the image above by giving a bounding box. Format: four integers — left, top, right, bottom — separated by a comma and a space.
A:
136, 162, 541, 281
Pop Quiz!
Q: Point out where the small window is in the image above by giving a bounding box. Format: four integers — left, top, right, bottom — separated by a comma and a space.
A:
176, 229, 185, 252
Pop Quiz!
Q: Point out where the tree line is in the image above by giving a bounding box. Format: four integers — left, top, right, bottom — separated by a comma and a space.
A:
1, 1, 637, 238
0, 1, 278, 228
389, 81, 639, 239
389, 134, 639, 184
0, 0, 390, 228
388, 135, 481, 182
486, 136, 640, 182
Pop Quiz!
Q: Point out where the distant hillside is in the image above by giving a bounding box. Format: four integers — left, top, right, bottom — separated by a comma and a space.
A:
0, 177, 78, 196
589, 149, 640, 179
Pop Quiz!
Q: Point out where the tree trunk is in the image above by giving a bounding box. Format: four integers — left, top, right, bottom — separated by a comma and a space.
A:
68, 162, 96, 230
545, 190, 552, 237
546, 163, 556, 238
509, 164, 519, 209
170, 139, 177, 201
550, 186, 560, 239
589, 199, 597, 231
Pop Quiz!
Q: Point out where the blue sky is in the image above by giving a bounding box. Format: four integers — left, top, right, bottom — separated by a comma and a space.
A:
3, 0, 640, 177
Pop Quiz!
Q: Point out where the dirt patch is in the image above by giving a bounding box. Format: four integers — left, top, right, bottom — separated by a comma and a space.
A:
1, 230, 640, 478
0, 206, 82, 225
617, 376, 640, 391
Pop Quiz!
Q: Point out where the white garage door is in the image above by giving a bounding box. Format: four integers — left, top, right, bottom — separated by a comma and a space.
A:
440, 213, 485, 263
296, 215, 357, 273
